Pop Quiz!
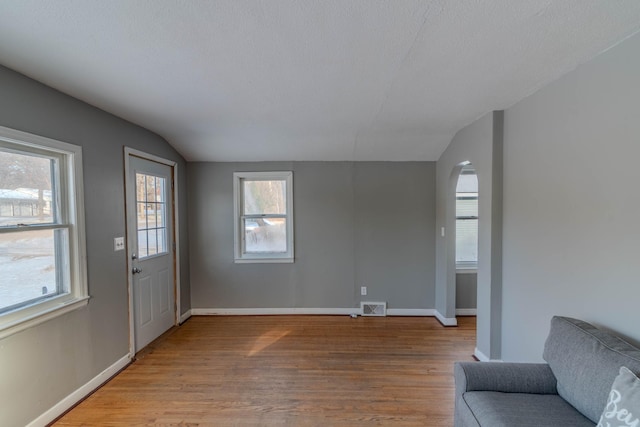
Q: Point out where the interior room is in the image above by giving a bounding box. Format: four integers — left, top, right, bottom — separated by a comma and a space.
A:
1, 2, 639, 426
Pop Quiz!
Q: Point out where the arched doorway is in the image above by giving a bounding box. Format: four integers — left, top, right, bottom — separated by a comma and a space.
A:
454, 164, 478, 317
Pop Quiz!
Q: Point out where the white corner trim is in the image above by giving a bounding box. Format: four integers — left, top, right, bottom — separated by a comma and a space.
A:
190, 308, 356, 316
26, 354, 131, 427
473, 348, 502, 362
386, 309, 436, 316
455, 308, 477, 316
179, 309, 192, 324
434, 310, 458, 326
474, 347, 490, 362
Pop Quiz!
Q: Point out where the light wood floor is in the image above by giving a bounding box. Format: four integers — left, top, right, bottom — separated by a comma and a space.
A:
54, 315, 476, 426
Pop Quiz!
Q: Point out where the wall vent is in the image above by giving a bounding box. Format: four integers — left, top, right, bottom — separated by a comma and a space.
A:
361, 302, 387, 316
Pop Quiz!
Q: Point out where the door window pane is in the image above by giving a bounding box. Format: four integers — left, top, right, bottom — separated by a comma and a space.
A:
136, 173, 168, 259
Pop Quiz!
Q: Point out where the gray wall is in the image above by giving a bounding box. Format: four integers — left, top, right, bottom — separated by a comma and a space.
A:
189, 161, 436, 310
435, 111, 503, 360
456, 273, 477, 309
501, 32, 640, 361
0, 65, 190, 426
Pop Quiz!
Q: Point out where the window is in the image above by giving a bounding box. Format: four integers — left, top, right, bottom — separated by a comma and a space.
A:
233, 171, 294, 263
0, 126, 88, 338
456, 166, 478, 270
136, 173, 168, 258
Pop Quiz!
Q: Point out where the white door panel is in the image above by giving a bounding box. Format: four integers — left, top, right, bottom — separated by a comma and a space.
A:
138, 275, 152, 326
159, 268, 170, 315
127, 155, 175, 352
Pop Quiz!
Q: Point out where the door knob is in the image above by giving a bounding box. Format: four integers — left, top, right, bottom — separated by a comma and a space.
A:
132, 267, 142, 274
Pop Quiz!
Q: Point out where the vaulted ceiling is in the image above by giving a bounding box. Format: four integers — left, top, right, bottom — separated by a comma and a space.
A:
1, 1, 639, 161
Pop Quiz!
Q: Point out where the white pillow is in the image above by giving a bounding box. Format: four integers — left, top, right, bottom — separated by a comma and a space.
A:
597, 366, 640, 427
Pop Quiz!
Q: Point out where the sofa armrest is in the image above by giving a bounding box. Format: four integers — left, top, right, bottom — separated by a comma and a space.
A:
455, 362, 558, 395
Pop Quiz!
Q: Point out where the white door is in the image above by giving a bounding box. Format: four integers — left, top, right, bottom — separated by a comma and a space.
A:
127, 155, 175, 352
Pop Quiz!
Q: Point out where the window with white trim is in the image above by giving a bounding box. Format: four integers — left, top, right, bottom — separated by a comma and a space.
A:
0, 126, 88, 338
456, 165, 478, 270
233, 171, 294, 263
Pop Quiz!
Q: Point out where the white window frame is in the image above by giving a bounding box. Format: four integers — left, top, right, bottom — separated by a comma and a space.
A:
0, 126, 88, 339
233, 171, 294, 263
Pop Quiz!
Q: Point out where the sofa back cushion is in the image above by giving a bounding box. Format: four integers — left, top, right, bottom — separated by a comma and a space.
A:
543, 316, 640, 424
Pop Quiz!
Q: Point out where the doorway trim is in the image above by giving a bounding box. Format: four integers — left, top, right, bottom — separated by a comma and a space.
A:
123, 147, 181, 357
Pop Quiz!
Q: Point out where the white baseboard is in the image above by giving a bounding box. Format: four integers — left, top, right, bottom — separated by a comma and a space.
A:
191, 308, 440, 317
434, 310, 458, 326
386, 308, 436, 316
26, 354, 131, 427
191, 307, 356, 316
455, 308, 477, 316
179, 309, 192, 323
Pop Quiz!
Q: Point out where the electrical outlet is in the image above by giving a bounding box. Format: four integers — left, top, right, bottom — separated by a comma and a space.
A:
114, 237, 125, 251
361, 286, 367, 296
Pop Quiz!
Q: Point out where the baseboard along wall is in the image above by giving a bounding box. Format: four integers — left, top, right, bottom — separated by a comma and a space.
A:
179, 309, 192, 324
26, 354, 131, 427
190, 308, 441, 317
434, 310, 458, 326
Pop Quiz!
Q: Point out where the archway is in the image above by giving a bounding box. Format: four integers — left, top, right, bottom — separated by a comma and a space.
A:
454, 163, 478, 318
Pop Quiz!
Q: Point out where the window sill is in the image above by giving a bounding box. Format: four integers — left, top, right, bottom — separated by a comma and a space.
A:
234, 257, 294, 264
456, 268, 477, 274
0, 296, 90, 340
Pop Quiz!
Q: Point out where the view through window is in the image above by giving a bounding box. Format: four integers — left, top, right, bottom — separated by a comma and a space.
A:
136, 173, 168, 258
234, 171, 293, 262
0, 127, 87, 335
456, 165, 478, 269
0, 149, 69, 313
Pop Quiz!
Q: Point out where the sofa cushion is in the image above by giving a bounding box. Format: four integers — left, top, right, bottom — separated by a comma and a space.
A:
543, 316, 640, 423
462, 392, 594, 426
597, 366, 640, 427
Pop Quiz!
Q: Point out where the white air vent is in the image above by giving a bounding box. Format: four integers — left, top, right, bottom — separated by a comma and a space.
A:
361, 302, 387, 317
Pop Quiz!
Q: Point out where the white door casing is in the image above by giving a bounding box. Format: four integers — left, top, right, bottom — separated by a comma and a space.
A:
125, 149, 178, 353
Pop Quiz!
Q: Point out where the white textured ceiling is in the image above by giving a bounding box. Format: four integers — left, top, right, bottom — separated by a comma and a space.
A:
0, 1, 639, 161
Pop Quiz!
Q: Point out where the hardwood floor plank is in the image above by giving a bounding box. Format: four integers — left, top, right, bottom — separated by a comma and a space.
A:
54, 315, 475, 426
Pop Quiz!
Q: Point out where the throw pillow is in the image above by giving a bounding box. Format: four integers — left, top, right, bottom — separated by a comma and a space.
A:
597, 366, 640, 427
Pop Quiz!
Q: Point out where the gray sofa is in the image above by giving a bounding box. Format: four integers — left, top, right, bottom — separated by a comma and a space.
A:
454, 316, 640, 426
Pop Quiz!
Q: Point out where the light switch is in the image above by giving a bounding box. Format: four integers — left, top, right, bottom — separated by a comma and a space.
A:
114, 237, 125, 251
